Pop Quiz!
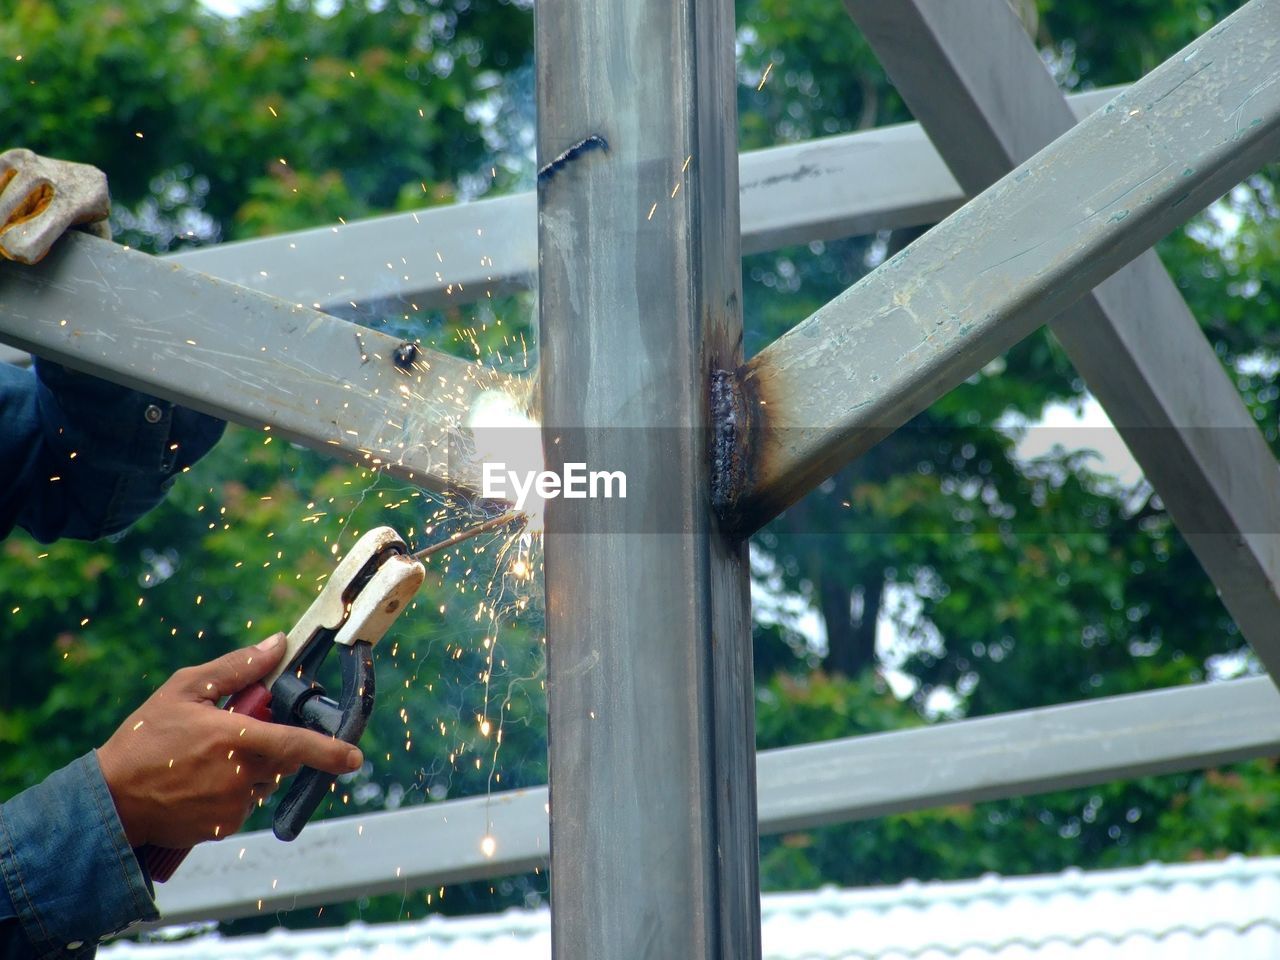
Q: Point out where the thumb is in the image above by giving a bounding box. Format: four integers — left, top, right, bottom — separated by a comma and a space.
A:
175, 633, 287, 702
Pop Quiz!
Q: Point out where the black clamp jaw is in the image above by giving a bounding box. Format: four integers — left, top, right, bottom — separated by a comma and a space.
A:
262, 527, 424, 841
268, 641, 377, 839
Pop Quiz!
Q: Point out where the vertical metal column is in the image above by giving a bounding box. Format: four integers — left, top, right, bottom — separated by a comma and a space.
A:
535, 0, 760, 954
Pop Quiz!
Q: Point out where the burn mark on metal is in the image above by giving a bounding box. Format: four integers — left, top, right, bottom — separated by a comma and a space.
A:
393, 341, 419, 370
739, 163, 828, 191
537, 135, 610, 187
709, 366, 755, 530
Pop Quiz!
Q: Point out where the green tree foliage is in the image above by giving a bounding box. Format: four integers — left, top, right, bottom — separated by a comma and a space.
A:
0, 0, 532, 248
738, 0, 1280, 893
0, 0, 1277, 934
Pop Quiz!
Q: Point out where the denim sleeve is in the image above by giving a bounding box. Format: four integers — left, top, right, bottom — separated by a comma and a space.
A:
0, 753, 157, 959
0, 359, 225, 544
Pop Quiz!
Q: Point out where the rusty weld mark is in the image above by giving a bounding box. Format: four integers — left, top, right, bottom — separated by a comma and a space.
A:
537, 135, 610, 187
710, 366, 755, 526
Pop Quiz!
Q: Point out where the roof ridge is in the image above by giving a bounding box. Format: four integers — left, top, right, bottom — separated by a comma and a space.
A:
114, 855, 1280, 956
761, 854, 1280, 917
791, 917, 1280, 960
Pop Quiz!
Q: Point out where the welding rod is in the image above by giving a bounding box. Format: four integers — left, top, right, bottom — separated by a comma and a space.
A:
409, 511, 525, 561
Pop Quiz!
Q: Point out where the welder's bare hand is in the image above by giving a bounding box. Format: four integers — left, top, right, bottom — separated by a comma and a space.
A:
0, 148, 111, 265
97, 634, 363, 848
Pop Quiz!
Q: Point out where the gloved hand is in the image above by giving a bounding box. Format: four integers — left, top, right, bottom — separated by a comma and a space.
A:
0, 148, 111, 265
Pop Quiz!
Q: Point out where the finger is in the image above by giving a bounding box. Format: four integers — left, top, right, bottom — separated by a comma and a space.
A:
0, 149, 35, 183
0, 148, 36, 173
238, 752, 300, 785
258, 759, 302, 781
172, 634, 288, 702
236, 716, 363, 777
247, 781, 276, 810
0, 212, 65, 265
0, 170, 50, 227
4, 182, 53, 227
222, 748, 277, 784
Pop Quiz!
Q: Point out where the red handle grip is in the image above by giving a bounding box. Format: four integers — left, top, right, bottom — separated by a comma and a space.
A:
138, 683, 274, 883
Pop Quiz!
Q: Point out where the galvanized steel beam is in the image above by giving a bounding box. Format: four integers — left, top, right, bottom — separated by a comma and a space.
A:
739, 87, 1113, 254
534, 0, 759, 955
844, 0, 1280, 682
756, 677, 1280, 833
167, 192, 536, 316
152, 785, 549, 925
149, 678, 1280, 924
720, 0, 1280, 533
0, 233, 523, 495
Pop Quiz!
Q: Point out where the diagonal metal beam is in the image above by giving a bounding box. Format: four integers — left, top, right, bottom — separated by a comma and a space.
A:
719, 0, 1280, 537
148, 677, 1280, 924
843, 1, 1280, 679
0, 233, 525, 496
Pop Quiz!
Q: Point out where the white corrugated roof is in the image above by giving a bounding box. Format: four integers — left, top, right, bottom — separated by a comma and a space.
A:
105, 855, 1280, 960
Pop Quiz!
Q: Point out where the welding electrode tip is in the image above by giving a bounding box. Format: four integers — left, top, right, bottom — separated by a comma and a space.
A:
409, 512, 525, 561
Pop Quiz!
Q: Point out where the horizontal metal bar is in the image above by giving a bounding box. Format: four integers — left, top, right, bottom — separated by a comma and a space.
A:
738, 119, 960, 255
0, 234, 523, 495
150, 677, 1280, 924
739, 91, 1107, 251
844, 0, 1280, 681
726, 0, 1280, 532
756, 677, 1280, 833
151, 91, 1115, 316
152, 786, 550, 925
167, 193, 536, 316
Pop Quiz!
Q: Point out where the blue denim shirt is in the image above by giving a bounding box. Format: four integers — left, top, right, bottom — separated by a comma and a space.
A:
0, 359, 224, 543
0, 755, 157, 958
0, 358, 225, 957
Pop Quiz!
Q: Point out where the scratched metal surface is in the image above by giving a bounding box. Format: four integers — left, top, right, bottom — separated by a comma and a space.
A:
0, 233, 519, 495
846, 0, 1280, 684
730, 0, 1280, 532
148, 677, 1280, 924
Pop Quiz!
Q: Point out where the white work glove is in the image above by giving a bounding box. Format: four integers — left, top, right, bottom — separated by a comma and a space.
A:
0, 148, 111, 265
